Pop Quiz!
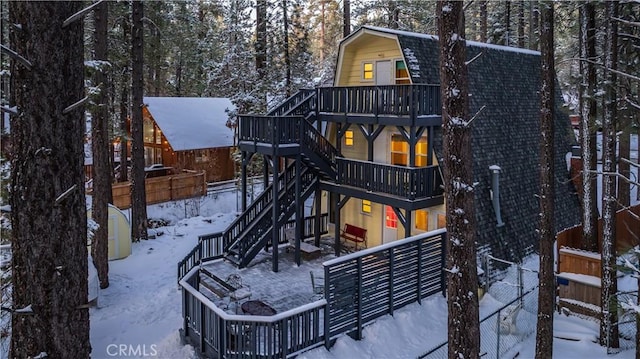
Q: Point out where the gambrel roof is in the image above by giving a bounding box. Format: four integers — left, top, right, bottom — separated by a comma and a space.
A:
144, 97, 235, 151
342, 26, 581, 262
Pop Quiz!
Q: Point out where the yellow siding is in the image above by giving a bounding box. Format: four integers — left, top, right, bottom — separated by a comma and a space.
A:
338, 35, 403, 86
340, 127, 368, 161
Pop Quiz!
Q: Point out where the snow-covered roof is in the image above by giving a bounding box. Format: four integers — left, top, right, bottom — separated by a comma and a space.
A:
144, 97, 235, 151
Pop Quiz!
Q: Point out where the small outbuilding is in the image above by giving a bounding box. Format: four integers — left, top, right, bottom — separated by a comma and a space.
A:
89, 204, 131, 260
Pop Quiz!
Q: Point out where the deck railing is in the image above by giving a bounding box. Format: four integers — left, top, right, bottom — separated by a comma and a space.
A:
336, 158, 444, 199
180, 229, 447, 358
317, 84, 441, 116
181, 267, 327, 359
177, 213, 329, 282
323, 229, 447, 345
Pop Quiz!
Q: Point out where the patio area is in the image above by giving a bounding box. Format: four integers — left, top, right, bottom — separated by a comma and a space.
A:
197, 236, 339, 315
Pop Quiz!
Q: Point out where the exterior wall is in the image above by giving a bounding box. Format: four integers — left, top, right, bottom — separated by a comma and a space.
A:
175, 147, 235, 183
337, 35, 403, 86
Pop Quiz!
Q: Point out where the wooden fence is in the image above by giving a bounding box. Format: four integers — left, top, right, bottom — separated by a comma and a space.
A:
557, 204, 640, 255
111, 171, 207, 209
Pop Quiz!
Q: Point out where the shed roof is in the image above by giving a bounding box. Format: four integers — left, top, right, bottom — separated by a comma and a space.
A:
144, 97, 235, 151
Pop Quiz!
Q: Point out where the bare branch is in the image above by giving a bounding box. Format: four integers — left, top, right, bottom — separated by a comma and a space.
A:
467, 105, 486, 125
624, 97, 640, 111
463, 1, 475, 12
589, 169, 640, 187
0, 105, 18, 115
0, 44, 32, 70
55, 185, 78, 205
62, 1, 104, 29
612, 16, 640, 27
620, 157, 639, 169
558, 57, 640, 82
465, 50, 485, 66
63, 96, 88, 114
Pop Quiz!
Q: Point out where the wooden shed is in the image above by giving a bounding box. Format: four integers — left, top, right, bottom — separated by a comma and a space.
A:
142, 97, 236, 183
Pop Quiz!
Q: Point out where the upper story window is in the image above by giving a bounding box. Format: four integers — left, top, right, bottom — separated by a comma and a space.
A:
395, 60, 410, 84
363, 62, 374, 80
391, 134, 428, 167
345, 130, 354, 146
155, 128, 162, 145
437, 213, 446, 229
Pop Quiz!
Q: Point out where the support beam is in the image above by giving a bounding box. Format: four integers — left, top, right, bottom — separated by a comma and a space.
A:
241, 152, 248, 211
294, 156, 302, 265
314, 188, 322, 247
271, 155, 279, 272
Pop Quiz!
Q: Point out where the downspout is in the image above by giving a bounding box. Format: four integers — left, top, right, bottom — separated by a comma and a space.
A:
489, 165, 505, 227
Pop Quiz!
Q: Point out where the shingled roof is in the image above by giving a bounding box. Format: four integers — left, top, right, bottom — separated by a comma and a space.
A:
359, 26, 581, 262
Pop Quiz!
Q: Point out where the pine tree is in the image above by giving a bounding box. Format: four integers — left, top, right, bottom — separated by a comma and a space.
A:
89, 0, 111, 289
437, 2, 480, 358
534, 2, 555, 358
8, 2, 90, 356
130, 0, 148, 241
600, 0, 620, 350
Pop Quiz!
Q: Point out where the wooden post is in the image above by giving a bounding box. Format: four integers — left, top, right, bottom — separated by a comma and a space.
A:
314, 187, 321, 247
356, 257, 363, 340
295, 155, 302, 265
417, 239, 422, 304
389, 248, 395, 315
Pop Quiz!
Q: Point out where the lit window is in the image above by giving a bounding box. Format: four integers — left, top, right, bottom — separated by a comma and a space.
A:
156, 129, 162, 145
385, 206, 397, 229
391, 134, 428, 167
437, 214, 446, 229
363, 62, 374, 80
395, 60, 410, 84
416, 209, 429, 231
362, 200, 371, 214
143, 119, 155, 144
345, 130, 354, 146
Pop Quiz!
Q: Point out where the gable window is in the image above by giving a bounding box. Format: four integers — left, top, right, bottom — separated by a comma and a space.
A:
362, 200, 371, 214
363, 62, 374, 80
143, 118, 155, 144
345, 130, 354, 146
415, 209, 429, 231
395, 60, 410, 84
385, 206, 397, 229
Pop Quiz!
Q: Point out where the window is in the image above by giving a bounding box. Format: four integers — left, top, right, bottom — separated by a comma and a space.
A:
395, 60, 410, 84
385, 206, 397, 229
362, 200, 371, 214
415, 209, 429, 231
390, 134, 428, 167
437, 214, 446, 229
391, 134, 408, 166
363, 62, 374, 80
345, 130, 354, 146
143, 119, 155, 144
155, 128, 162, 145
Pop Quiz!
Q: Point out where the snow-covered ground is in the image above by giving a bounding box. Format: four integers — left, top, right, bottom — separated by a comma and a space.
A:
82, 188, 638, 359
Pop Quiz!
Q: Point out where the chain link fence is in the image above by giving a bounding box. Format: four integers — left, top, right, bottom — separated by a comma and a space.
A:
419, 254, 539, 359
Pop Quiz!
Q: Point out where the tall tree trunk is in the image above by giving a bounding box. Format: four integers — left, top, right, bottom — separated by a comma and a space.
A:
504, 0, 511, 46
535, 2, 555, 358
119, 81, 129, 182
343, 0, 351, 38
282, 0, 291, 97
479, 1, 487, 43
600, 0, 620, 349
256, 0, 267, 72
517, 0, 525, 47
131, 0, 148, 241
530, 1, 539, 50
437, 2, 480, 358
90, 0, 111, 289
579, 2, 599, 252
9, 2, 90, 357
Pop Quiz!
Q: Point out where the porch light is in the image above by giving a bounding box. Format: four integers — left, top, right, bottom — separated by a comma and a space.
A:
489, 165, 505, 227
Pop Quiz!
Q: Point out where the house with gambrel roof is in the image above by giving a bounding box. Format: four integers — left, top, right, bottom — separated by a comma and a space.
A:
194, 25, 581, 269
177, 26, 583, 358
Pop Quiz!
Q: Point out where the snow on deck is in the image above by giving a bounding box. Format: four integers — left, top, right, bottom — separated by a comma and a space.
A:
559, 247, 601, 260
556, 272, 601, 288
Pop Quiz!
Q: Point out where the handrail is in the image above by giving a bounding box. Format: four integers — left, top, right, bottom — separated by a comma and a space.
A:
336, 157, 444, 199
317, 84, 441, 116
267, 89, 315, 117
300, 119, 339, 178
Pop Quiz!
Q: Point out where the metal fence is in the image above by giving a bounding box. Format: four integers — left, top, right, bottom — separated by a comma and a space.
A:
419, 255, 540, 359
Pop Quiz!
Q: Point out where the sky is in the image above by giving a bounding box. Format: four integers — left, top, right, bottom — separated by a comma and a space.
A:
80, 181, 638, 359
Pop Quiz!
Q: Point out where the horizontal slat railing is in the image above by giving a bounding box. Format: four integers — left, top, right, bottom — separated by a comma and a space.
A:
323, 229, 447, 346
317, 84, 441, 116
336, 158, 444, 199
180, 267, 327, 358
238, 115, 302, 145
